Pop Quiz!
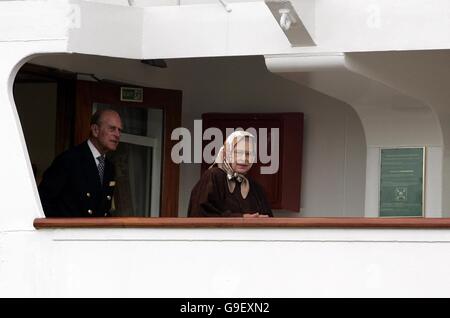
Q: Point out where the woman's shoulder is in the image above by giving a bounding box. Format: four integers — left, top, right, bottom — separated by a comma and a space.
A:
203, 165, 227, 179
191, 166, 227, 194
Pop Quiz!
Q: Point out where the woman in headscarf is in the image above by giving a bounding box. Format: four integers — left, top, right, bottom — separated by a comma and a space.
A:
188, 131, 273, 217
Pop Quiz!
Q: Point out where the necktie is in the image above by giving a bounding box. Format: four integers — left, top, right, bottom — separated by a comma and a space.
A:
97, 155, 105, 184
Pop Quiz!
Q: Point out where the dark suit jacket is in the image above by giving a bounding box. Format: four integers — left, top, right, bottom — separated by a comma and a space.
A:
38, 141, 116, 217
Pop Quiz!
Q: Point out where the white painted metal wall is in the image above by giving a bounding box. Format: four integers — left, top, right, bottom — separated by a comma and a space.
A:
1, 0, 450, 297
2, 228, 450, 297
265, 53, 444, 217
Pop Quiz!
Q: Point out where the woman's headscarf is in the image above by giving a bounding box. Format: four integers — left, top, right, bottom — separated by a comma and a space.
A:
211, 131, 256, 199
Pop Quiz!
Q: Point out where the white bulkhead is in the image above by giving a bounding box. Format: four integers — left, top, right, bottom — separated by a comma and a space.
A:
1, 0, 450, 297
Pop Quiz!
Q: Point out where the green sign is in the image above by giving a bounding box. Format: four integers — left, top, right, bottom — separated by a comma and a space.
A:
120, 87, 143, 102
379, 148, 424, 217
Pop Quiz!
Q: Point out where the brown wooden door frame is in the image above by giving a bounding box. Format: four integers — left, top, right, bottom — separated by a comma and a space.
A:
74, 80, 182, 217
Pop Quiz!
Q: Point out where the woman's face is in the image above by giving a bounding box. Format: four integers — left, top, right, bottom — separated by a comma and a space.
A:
230, 137, 254, 175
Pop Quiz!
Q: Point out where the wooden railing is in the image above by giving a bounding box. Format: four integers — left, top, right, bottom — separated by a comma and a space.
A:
33, 217, 450, 229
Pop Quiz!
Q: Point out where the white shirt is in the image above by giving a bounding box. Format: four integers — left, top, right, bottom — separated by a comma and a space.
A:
87, 139, 103, 168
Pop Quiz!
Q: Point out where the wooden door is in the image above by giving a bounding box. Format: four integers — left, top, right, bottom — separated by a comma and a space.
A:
74, 81, 182, 217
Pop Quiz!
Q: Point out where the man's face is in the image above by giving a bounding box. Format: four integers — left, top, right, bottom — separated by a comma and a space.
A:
92, 111, 122, 153
230, 137, 255, 175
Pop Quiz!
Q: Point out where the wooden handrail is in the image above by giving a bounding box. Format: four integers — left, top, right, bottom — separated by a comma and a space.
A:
33, 217, 450, 229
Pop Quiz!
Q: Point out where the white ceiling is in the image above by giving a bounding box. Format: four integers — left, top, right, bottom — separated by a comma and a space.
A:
83, 0, 264, 6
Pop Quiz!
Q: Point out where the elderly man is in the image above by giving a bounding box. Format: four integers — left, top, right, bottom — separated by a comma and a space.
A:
38, 109, 122, 217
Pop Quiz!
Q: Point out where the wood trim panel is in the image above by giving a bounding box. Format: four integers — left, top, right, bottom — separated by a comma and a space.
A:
74, 81, 93, 144
281, 113, 303, 211
34, 217, 450, 229
161, 91, 182, 217
55, 78, 77, 154
17, 63, 76, 82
